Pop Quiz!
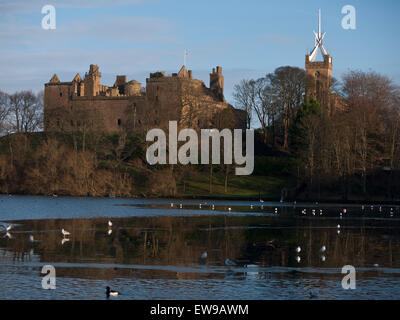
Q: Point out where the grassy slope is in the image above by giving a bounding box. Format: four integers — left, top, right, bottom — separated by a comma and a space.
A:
176, 172, 296, 200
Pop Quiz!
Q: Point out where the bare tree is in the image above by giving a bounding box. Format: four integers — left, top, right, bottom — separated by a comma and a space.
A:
233, 80, 253, 129
342, 70, 398, 194
0, 91, 10, 134
233, 78, 272, 144
233, 66, 305, 148
8, 90, 43, 133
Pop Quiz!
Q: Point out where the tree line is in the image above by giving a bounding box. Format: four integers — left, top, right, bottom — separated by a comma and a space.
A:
233, 67, 400, 199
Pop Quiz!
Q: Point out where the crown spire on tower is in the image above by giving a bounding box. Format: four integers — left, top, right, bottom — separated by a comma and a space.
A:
308, 9, 328, 62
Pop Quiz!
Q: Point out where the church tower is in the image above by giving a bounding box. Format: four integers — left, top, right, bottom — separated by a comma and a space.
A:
305, 9, 333, 114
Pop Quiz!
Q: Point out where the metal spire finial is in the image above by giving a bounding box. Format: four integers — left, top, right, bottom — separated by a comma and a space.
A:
309, 9, 328, 62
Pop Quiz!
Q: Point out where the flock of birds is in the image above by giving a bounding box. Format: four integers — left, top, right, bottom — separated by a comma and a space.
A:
169, 199, 281, 213
168, 201, 398, 220
0, 219, 120, 298
1, 201, 395, 298
0, 219, 115, 246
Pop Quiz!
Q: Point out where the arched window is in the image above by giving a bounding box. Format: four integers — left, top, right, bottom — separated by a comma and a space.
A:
118, 119, 122, 126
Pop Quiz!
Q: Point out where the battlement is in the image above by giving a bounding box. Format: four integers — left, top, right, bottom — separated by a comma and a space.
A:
305, 54, 332, 69
150, 71, 166, 78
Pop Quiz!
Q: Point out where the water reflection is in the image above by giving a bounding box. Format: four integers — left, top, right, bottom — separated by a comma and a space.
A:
0, 200, 400, 299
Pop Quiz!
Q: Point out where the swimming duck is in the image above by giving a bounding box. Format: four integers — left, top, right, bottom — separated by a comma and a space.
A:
106, 286, 120, 297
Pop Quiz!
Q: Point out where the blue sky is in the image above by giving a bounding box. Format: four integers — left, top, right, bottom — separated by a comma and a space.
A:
0, 0, 399, 103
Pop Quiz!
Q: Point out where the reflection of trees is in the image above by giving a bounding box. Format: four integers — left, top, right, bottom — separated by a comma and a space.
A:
0, 215, 399, 280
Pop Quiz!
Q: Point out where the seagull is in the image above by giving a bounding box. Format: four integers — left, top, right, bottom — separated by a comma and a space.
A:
320, 255, 326, 262
228, 207, 232, 211
337, 224, 341, 229
260, 199, 264, 203
200, 251, 207, 259
170, 203, 173, 207
61, 228, 70, 237
180, 204, 183, 209
107, 229, 112, 235
61, 238, 70, 245
106, 286, 120, 298
108, 220, 112, 227
199, 204, 202, 209
225, 258, 237, 266
296, 246, 301, 253
212, 204, 215, 210
29, 235, 35, 242
296, 256, 301, 263
320, 245, 326, 252
250, 205, 253, 209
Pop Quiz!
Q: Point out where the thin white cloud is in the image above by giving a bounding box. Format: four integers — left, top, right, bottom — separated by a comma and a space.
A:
0, 0, 148, 14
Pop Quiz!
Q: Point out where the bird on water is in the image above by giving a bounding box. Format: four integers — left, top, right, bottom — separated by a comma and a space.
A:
106, 286, 120, 298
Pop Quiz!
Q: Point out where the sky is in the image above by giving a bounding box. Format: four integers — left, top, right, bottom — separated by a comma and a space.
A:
0, 0, 399, 104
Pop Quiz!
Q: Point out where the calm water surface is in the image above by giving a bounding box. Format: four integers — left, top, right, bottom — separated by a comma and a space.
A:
1, 195, 400, 300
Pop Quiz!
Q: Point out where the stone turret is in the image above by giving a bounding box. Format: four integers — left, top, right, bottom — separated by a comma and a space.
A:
210, 66, 224, 102
84, 64, 101, 97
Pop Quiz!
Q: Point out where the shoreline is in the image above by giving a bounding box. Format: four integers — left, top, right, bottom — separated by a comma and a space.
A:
1, 192, 399, 205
